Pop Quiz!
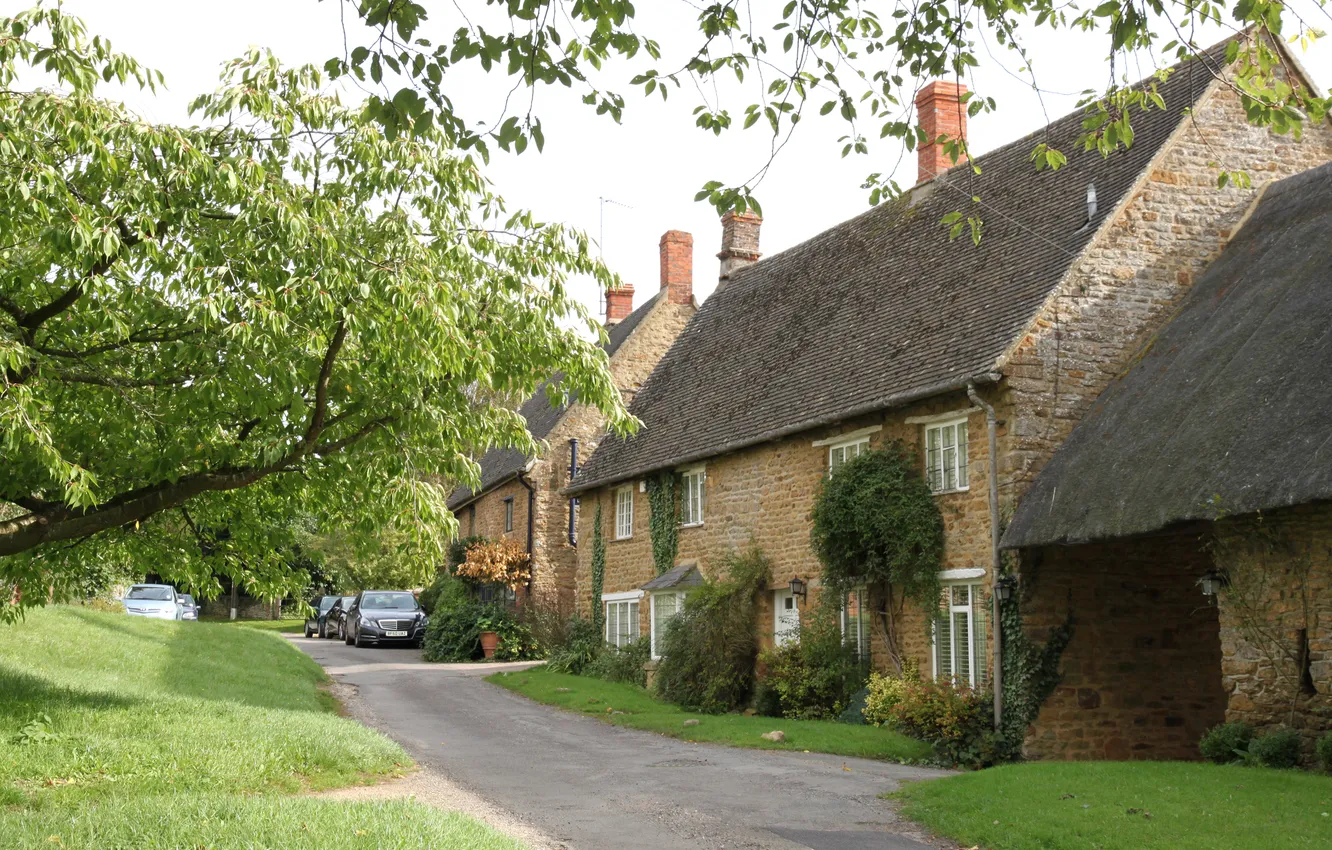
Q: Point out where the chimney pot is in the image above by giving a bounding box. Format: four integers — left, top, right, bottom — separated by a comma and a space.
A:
605, 282, 635, 326
915, 81, 969, 185
659, 230, 694, 306
717, 210, 762, 284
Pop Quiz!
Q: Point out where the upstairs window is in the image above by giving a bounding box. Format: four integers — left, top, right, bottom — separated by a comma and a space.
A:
829, 436, 870, 474
615, 486, 634, 539
680, 467, 706, 527
925, 418, 969, 493
503, 497, 514, 533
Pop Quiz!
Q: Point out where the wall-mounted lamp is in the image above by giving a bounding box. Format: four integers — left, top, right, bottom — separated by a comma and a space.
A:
995, 574, 1019, 603
1198, 569, 1226, 599
788, 576, 807, 604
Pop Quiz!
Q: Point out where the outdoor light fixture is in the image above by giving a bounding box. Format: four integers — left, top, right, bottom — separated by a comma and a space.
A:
995, 574, 1018, 603
788, 576, 807, 603
1198, 569, 1226, 598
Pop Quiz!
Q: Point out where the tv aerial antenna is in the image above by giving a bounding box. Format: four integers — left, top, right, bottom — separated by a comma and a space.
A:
598, 196, 634, 317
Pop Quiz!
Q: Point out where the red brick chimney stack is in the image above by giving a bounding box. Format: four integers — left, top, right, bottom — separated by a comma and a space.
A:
604, 283, 635, 326
659, 230, 694, 306
717, 211, 762, 284
915, 81, 969, 184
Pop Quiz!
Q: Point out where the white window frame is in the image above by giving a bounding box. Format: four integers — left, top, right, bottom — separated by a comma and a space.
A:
614, 485, 634, 540
679, 466, 706, 528
649, 591, 686, 659
924, 417, 970, 494
828, 435, 871, 475
602, 590, 642, 649
840, 587, 869, 661
932, 582, 985, 688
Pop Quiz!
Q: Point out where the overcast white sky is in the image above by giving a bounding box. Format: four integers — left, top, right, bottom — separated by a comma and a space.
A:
46, 1, 1332, 319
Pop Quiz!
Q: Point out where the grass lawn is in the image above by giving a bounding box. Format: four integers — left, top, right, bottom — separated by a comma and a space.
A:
199, 615, 306, 634
487, 667, 933, 762
0, 606, 524, 848
894, 760, 1332, 850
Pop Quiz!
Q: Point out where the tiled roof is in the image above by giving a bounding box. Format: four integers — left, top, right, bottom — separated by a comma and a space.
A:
570, 47, 1228, 493
447, 292, 662, 509
1003, 162, 1332, 548
640, 564, 704, 591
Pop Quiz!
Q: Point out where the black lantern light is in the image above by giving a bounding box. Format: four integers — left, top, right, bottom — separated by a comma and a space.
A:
1198, 569, 1225, 599
995, 573, 1018, 603
788, 576, 807, 604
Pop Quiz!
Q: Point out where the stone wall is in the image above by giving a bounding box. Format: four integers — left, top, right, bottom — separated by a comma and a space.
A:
1022, 529, 1227, 760
1214, 502, 1332, 759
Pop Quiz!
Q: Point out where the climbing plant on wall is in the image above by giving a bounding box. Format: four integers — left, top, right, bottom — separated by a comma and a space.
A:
646, 471, 681, 576
810, 442, 944, 672
591, 500, 606, 631
996, 556, 1074, 750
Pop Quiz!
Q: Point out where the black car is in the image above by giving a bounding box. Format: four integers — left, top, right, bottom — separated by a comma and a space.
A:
326, 595, 356, 639
344, 590, 427, 648
303, 595, 340, 638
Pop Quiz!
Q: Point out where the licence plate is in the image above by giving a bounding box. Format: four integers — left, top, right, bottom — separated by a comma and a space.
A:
386, 630, 408, 637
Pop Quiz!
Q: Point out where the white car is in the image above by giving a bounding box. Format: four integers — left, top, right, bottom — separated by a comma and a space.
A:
123, 584, 183, 620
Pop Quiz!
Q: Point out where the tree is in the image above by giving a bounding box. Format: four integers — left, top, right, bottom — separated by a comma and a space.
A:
333, 0, 1330, 212
0, 8, 631, 618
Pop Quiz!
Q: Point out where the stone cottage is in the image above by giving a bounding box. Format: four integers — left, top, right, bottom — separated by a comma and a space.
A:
447, 231, 697, 614
564, 36, 1332, 758
1001, 161, 1332, 762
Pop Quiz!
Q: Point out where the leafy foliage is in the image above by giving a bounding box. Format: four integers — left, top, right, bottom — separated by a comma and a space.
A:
454, 539, 532, 591
882, 678, 1001, 768
0, 7, 629, 619
590, 501, 606, 632
758, 601, 866, 720
544, 616, 605, 675
646, 471, 680, 576
1200, 721, 1255, 764
419, 572, 470, 616
585, 637, 651, 687
997, 571, 1074, 749
1317, 730, 1332, 773
422, 601, 539, 662
654, 548, 770, 714
862, 664, 922, 727
1246, 727, 1302, 769
333, 1, 1329, 213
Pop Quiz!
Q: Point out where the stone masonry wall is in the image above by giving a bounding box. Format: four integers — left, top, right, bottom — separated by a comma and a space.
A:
1023, 529, 1227, 760
1214, 502, 1332, 760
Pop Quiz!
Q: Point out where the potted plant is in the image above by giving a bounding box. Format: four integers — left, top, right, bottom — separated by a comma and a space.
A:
477, 614, 501, 659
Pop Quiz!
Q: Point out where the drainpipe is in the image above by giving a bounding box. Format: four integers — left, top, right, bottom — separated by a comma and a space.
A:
967, 380, 1004, 732
517, 472, 537, 603
568, 439, 580, 546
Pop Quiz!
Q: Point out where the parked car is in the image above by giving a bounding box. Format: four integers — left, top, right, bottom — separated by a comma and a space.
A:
304, 595, 340, 638
177, 594, 200, 620
123, 584, 182, 620
327, 595, 356, 639
344, 590, 427, 648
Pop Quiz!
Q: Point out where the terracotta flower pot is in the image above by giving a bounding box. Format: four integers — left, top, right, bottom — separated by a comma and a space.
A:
479, 630, 500, 659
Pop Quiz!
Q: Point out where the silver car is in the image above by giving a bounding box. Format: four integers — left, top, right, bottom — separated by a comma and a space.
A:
123, 584, 183, 620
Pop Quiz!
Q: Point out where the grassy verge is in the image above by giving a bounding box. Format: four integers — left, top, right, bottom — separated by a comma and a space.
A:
0, 606, 524, 848
894, 760, 1332, 850
487, 667, 932, 762
198, 615, 306, 633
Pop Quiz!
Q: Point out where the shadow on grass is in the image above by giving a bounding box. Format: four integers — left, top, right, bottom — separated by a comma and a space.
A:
0, 666, 140, 726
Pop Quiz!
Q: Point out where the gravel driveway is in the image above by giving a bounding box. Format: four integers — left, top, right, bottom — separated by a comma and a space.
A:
291, 636, 951, 850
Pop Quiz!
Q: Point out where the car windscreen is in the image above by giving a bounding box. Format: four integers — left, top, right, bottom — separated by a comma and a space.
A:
182, 596, 195, 605
318, 597, 337, 611
359, 593, 419, 611
127, 586, 174, 601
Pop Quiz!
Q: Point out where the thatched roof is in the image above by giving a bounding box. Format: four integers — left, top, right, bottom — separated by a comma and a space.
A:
1003, 162, 1332, 548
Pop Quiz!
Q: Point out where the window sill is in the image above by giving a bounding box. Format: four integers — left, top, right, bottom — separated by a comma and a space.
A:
679, 521, 704, 529
613, 534, 633, 542
930, 486, 970, 497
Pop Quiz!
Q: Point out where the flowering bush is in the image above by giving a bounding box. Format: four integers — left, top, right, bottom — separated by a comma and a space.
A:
454, 539, 531, 590
861, 664, 921, 726
884, 678, 1002, 767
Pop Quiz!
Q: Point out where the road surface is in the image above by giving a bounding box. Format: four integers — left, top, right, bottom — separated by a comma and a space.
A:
291, 635, 951, 850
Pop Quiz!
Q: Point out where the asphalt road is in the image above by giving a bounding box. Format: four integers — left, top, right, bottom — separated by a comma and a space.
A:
291, 636, 951, 850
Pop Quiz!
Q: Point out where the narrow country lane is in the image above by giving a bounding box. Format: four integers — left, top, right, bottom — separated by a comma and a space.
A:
291, 636, 951, 850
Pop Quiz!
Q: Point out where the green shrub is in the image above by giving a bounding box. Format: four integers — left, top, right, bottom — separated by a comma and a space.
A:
1199, 721, 1254, 764
862, 665, 920, 726
758, 602, 865, 720
419, 572, 470, 615
545, 617, 604, 675
446, 535, 489, 571
752, 682, 783, 718
886, 678, 997, 767
1248, 727, 1302, 769
654, 548, 770, 713
585, 637, 651, 686
838, 686, 869, 725
422, 602, 540, 662
1316, 730, 1332, 773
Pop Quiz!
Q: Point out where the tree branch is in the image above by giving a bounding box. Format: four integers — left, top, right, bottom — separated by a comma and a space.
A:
304, 317, 348, 446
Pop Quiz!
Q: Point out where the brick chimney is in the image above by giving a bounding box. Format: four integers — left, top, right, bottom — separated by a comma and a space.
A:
717, 210, 762, 284
659, 230, 694, 305
915, 81, 968, 184
605, 283, 635, 326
